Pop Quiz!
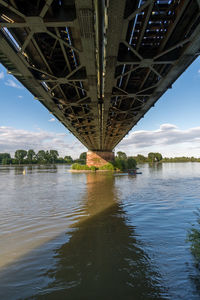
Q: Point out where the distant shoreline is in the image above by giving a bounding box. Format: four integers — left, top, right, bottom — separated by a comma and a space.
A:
69, 169, 116, 173
0, 161, 199, 167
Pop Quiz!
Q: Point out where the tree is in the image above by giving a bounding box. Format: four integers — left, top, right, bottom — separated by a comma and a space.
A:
45, 150, 52, 163
136, 154, 147, 163
0, 153, 11, 164
79, 152, 87, 160
36, 150, 59, 164
148, 152, 156, 163
116, 151, 127, 160
64, 156, 73, 164
126, 157, 137, 169
114, 155, 137, 171
79, 152, 87, 164
36, 150, 46, 163
148, 152, 162, 163
49, 150, 59, 163
114, 157, 125, 171
155, 153, 162, 162
15, 150, 27, 164
27, 149, 35, 163
114, 151, 135, 171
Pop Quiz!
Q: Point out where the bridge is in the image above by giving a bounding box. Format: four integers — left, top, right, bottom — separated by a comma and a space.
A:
0, 0, 200, 165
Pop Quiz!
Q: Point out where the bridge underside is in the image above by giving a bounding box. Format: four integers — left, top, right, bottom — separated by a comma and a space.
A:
0, 0, 200, 151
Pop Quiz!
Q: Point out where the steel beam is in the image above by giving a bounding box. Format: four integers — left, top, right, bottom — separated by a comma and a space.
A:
0, 0, 200, 152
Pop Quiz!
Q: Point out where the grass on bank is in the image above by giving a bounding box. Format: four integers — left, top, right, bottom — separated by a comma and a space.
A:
71, 162, 114, 171
187, 209, 200, 265
71, 157, 137, 172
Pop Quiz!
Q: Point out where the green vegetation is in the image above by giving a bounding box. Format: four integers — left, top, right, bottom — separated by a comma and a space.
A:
133, 153, 200, 164
64, 156, 73, 164
148, 152, 163, 163
114, 152, 137, 171
90, 165, 98, 171
15, 150, 27, 164
71, 163, 115, 171
1, 149, 200, 167
187, 209, 200, 264
162, 156, 200, 162
27, 149, 35, 163
0, 153, 12, 165
0, 149, 67, 165
0, 150, 88, 165
36, 149, 59, 164
71, 163, 91, 170
132, 152, 163, 164
99, 163, 115, 171
68, 152, 87, 165
134, 154, 148, 163
116, 151, 127, 160
79, 152, 87, 164
71, 152, 136, 172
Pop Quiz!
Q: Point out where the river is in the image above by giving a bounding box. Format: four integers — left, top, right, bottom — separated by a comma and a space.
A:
0, 163, 200, 299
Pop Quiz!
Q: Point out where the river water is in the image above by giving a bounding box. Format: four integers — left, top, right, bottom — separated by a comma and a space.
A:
0, 163, 200, 299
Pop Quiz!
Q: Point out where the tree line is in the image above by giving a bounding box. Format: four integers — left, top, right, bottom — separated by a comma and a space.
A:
0, 150, 82, 165
133, 153, 163, 163
133, 153, 200, 163
0, 150, 200, 165
0, 150, 91, 165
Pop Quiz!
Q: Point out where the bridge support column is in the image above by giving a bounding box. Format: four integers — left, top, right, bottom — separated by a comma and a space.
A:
87, 151, 114, 167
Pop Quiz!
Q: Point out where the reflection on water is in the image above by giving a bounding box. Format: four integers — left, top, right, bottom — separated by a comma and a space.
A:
28, 174, 164, 300
14, 166, 26, 175
0, 166, 11, 173
148, 162, 163, 172
1, 163, 200, 299
0, 164, 59, 175
36, 164, 58, 171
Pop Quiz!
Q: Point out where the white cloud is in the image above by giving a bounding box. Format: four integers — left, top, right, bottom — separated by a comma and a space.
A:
18, 95, 23, 99
5, 79, 22, 89
2, 124, 199, 159
0, 71, 4, 79
0, 126, 86, 158
116, 123, 200, 157
49, 118, 55, 122
198, 69, 200, 74
159, 123, 177, 131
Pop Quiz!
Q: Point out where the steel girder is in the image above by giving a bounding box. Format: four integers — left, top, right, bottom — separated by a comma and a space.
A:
0, 0, 200, 151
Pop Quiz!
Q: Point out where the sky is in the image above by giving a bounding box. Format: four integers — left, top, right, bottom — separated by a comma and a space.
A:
0, 56, 200, 159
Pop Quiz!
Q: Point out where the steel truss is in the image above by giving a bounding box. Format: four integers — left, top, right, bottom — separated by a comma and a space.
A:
0, 0, 200, 151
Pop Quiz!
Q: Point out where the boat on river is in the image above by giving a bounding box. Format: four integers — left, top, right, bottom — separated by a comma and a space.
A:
127, 169, 142, 175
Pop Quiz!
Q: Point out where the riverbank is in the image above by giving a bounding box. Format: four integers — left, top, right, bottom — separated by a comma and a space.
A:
69, 169, 116, 173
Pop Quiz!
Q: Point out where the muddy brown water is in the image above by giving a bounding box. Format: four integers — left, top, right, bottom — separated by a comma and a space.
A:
0, 163, 200, 299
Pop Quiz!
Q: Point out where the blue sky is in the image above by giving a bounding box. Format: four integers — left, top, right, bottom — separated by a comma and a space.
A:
0, 57, 200, 158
